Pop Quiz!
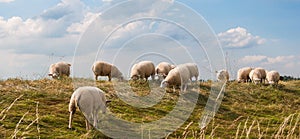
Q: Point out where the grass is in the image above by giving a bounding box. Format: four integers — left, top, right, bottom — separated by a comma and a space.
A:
0, 78, 299, 138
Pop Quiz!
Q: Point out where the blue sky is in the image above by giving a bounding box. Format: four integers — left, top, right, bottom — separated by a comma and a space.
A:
0, 0, 299, 79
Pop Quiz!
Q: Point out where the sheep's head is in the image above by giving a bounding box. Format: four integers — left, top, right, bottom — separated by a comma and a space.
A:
160, 80, 169, 88
237, 78, 243, 83
131, 75, 139, 80
48, 72, 59, 79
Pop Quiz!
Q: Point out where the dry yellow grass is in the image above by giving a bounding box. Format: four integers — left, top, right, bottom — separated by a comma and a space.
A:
0, 78, 299, 138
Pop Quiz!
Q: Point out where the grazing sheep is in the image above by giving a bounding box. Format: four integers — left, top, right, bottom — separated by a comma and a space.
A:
266, 70, 280, 85
48, 61, 71, 79
68, 86, 109, 130
155, 62, 175, 79
92, 61, 123, 81
237, 67, 253, 83
160, 64, 190, 92
249, 67, 267, 84
183, 63, 199, 81
216, 69, 230, 82
130, 61, 155, 81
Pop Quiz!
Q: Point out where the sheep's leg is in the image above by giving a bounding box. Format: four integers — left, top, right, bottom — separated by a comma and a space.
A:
151, 74, 155, 80
93, 110, 99, 129
184, 84, 187, 92
181, 84, 187, 92
85, 119, 91, 130
108, 74, 112, 81
95, 75, 98, 81
68, 111, 74, 129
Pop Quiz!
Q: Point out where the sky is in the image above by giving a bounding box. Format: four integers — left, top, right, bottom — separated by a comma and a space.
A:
0, 0, 299, 80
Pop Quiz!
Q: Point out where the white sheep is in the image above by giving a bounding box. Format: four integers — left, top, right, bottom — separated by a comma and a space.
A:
249, 67, 267, 84
183, 63, 199, 81
155, 62, 175, 79
130, 61, 155, 81
48, 61, 71, 79
68, 86, 109, 130
160, 64, 190, 92
92, 61, 123, 81
216, 69, 230, 82
237, 67, 253, 83
266, 70, 280, 85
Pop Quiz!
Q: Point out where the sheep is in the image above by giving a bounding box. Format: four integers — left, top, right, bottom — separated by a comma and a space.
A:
48, 61, 71, 79
237, 67, 253, 83
92, 61, 123, 81
68, 86, 110, 130
266, 70, 280, 85
183, 63, 199, 81
155, 62, 175, 79
130, 61, 155, 81
249, 67, 267, 84
216, 69, 230, 82
160, 64, 190, 92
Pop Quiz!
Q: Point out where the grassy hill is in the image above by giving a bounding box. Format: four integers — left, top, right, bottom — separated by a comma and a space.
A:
0, 78, 299, 138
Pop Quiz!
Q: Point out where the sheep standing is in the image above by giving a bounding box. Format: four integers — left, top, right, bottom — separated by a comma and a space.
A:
68, 86, 109, 130
130, 61, 155, 81
160, 64, 190, 92
266, 70, 280, 85
48, 61, 71, 79
92, 61, 123, 81
249, 68, 267, 84
183, 63, 199, 81
237, 67, 252, 83
155, 62, 175, 79
216, 69, 230, 82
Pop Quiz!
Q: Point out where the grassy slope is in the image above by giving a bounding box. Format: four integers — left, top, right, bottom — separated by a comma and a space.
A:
0, 78, 299, 138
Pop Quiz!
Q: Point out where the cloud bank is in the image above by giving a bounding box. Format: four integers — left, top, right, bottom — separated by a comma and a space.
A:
237, 55, 300, 76
0, 0, 14, 3
218, 27, 266, 48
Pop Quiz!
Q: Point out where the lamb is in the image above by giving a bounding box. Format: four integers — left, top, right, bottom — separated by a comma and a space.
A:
183, 63, 199, 81
160, 64, 190, 92
266, 70, 280, 85
216, 69, 230, 82
48, 61, 71, 79
92, 61, 123, 81
68, 86, 110, 130
249, 67, 267, 84
155, 62, 175, 79
130, 61, 155, 81
237, 67, 253, 83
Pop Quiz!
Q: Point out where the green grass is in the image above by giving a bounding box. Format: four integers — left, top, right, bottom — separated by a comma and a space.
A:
0, 78, 299, 138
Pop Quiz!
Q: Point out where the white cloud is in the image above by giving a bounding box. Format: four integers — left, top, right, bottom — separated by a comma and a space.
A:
102, 0, 113, 2
218, 27, 266, 48
67, 12, 100, 34
0, 0, 88, 56
0, 16, 43, 38
0, 0, 14, 3
237, 55, 300, 77
239, 55, 267, 64
265, 55, 295, 64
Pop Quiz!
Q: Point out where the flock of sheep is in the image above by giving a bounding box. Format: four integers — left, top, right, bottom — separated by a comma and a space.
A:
237, 67, 280, 85
48, 61, 280, 130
